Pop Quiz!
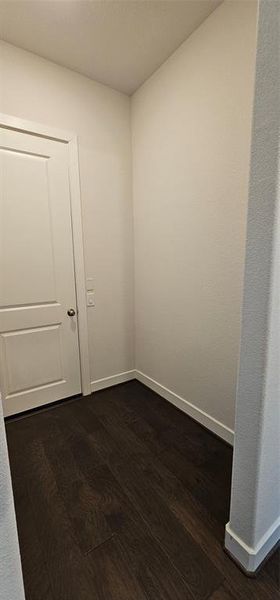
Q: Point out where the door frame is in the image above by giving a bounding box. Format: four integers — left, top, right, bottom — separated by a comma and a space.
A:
0, 112, 91, 398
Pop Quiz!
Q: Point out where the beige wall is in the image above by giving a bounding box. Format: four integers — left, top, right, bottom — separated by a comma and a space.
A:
0, 41, 134, 384
227, 0, 280, 569
0, 0, 257, 433
132, 0, 257, 431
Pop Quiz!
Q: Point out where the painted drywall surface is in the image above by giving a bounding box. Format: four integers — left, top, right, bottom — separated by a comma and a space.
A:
131, 0, 257, 431
0, 41, 134, 383
0, 401, 25, 599
0, 0, 222, 95
229, 0, 280, 549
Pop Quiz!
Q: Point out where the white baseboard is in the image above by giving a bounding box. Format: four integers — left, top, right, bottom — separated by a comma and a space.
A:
91, 368, 234, 445
91, 370, 136, 392
225, 519, 280, 573
135, 370, 234, 445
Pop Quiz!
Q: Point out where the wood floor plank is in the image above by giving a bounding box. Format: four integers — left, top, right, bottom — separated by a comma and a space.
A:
105, 396, 230, 539
114, 518, 194, 600
112, 382, 232, 525
18, 435, 102, 599
209, 582, 238, 599
63, 401, 203, 599
102, 462, 222, 600
98, 384, 279, 600
6, 424, 55, 600
46, 425, 113, 553
85, 383, 280, 600
86, 395, 278, 600
5, 381, 280, 600
85, 537, 148, 600
79, 411, 223, 599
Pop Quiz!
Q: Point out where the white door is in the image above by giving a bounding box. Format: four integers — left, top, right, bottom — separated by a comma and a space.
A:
0, 127, 81, 417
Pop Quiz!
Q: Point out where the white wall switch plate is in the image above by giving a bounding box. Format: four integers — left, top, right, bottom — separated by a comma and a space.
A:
86, 277, 94, 291
87, 291, 95, 307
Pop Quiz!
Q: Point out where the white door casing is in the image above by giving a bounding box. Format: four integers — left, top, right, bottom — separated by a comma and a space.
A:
0, 118, 90, 416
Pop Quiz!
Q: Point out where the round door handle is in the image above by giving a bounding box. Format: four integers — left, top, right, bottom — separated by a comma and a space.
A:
67, 308, 76, 317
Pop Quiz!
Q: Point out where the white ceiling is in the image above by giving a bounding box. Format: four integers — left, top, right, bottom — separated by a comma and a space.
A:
0, 0, 222, 95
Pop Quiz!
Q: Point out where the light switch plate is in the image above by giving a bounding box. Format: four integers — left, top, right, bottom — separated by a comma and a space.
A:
87, 291, 95, 307
86, 277, 94, 291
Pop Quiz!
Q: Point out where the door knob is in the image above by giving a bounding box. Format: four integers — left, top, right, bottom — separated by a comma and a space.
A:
67, 308, 76, 317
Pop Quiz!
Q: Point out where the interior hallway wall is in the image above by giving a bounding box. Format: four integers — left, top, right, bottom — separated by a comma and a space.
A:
226, 0, 280, 571
0, 398, 25, 600
0, 41, 134, 386
131, 0, 257, 436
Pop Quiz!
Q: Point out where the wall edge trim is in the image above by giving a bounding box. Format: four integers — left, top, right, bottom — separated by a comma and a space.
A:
135, 369, 234, 445
225, 519, 280, 573
91, 370, 136, 392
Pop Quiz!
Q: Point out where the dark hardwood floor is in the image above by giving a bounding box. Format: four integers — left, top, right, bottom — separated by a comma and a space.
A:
5, 380, 280, 600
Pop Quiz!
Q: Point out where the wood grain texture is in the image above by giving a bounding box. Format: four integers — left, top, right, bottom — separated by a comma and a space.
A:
5, 380, 280, 600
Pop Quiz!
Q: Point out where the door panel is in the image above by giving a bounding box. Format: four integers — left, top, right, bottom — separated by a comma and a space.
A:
2, 326, 64, 395
1, 149, 56, 306
0, 128, 81, 416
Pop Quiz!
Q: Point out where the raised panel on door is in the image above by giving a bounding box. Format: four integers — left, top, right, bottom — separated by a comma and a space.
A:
0, 148, 56, 307
0, 128, 81, 416
1, 326, 65, 395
